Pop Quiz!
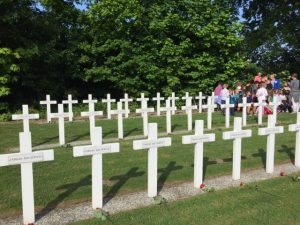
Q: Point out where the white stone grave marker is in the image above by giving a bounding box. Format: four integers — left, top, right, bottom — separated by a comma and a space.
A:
136, 101, 154, 136
182, 120, 215, 187
152, 92, 165, 116
269, 96, 280, 123
181, 97, 197, 131
120, 93, 133, 118
102, 94, 116, 119
111, 102, 129, 139
202, 97, 217, 129
195, 92, 206, 113
51, 104, 70, 145
12, 105, 39, 132
62, 94, 78, 122
73, 127, 119, 209
258, 115, 284, 173
288, 112, 300, 167
133, 123, 171, 197
160, 99, 177, 134
182, 92, 190, 113
40, 95, 57, 123
0, 132, 54, 224
254, 98, 267, 125
137, 93, 149, 106
168, 92, 179, 115
211, 92, 215, 112
221, 98, 234, 128
238, 97, 251, 126
82, 96, 103, 138
223, 117, 252, 180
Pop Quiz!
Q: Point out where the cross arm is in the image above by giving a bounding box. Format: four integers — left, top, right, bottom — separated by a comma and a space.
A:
0, 150, 54, 167
133, 138, 171, 150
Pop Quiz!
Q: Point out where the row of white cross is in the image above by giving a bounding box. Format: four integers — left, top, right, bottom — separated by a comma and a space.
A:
21, 93, 273, 146
39, 92, 206, 122
2, 111, 300, 224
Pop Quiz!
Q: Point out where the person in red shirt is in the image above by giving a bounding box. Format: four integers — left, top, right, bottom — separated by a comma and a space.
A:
254, 72, 262, 83
214, 82, 223, 110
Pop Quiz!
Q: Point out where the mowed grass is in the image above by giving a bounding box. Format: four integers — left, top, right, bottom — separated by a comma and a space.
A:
72, 174, 300, 225
0, 111, 297, 152
0, 112, 298, 217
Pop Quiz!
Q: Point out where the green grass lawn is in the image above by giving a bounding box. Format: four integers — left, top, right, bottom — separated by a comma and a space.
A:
72, 173, 300, 225
0, 112, 298, 217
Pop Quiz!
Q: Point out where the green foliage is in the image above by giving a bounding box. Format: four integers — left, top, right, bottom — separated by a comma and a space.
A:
0, 48, 20, 97
238, 0, 300, 73
79, 0, 247, 97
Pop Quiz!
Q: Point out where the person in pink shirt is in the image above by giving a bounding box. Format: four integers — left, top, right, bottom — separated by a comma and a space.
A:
254, 72, 262, 83
214, 82, 223, 109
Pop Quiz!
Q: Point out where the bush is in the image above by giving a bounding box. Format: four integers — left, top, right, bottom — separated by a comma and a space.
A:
0, 113, 12, 122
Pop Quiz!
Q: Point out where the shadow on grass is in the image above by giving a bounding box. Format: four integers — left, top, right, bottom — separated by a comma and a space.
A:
190, 157, 218, 181
278, 144, 294, 163
103, 130, 116, 138
203, 157, 218, 181
252, 148, 266, 169
171, 124, 179, 132
158, 161, 183, 193
222, 156, 247, 163
33, 135, 59, 147
124, 128, 140, 137
68, 132, 90, 143
36, 175, 91, 221
104, 167, 145, 205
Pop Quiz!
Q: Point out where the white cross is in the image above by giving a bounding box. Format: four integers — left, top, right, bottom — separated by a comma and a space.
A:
83, 94, 98, 106
289, 112, 300, 167
182, 92, 191, 113
254, 98, 267, 125
51, 104, 70, 145
182, 120, 215, 187
73, 127, 119, 209
167, 92, 179, 115
181, 97, 197, 131
0, 132, 54, 224
221, 98, 234, 128
120, 93, 133, 118
160, 99, 177, 134
12, 105, 39, 132
137, 92, 149, 103
223, 117, 252, 180
40, 95, 57, 123
62, 94, 78, 122
81, 99, 103, 139
211, 92, 215, 112
269, 96, 281, 123
111, 102, 129, 139
136, 101, 155, 136
258, 115, 284, 173
133, 123, 171, 197
102, 94, 116, 119
238, 97, 251, 126
195, 92, 206, 113
202, 96, 217, 129
152, 92, 165, 116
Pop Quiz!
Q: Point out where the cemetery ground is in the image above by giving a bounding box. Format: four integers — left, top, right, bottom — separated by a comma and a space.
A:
73, 173, 300, 225
0, 111, 299, 222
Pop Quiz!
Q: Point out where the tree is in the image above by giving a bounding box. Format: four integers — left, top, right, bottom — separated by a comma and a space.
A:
78, 0, 247, 97
238, 0, 300, 73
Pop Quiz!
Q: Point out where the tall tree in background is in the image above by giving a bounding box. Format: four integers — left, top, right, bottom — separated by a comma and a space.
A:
238, 0, 300, 73
0, 0, 83, 110
79, 0, 247, 97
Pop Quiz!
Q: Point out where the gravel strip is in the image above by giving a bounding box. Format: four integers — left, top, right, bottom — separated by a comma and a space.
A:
1, 162, 299, 225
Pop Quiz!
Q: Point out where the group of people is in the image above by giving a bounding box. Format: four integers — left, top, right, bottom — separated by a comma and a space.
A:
214, 72, 300, 116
